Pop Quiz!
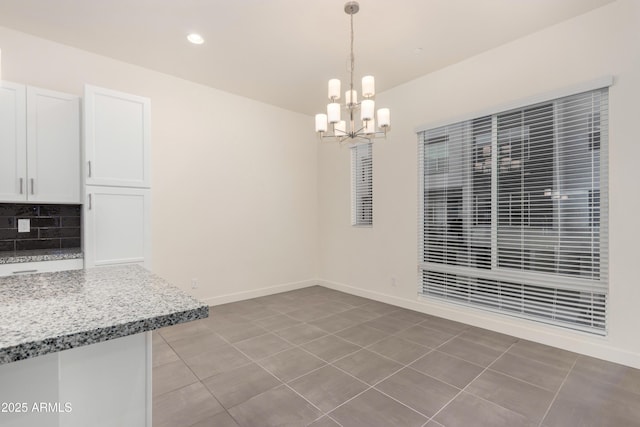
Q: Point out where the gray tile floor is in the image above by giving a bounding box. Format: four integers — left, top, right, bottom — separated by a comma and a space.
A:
153, 286, 640, 427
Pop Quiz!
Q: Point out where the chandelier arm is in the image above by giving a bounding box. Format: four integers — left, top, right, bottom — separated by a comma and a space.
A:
320, 132, 386, 144
352, 125, 366, 135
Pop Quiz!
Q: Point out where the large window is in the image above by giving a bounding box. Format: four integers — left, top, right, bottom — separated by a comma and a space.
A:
418, 86, 609, 334
351, 143, 373, 226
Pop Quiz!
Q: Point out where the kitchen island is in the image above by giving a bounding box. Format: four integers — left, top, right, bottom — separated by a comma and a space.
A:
0, 265, 208, 427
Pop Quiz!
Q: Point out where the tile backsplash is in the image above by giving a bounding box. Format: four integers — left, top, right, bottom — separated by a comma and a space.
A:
0, 204, 81, 253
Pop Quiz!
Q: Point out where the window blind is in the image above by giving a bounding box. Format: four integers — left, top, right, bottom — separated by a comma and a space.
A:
352, 143, 373, 226
418, 87, 608, 334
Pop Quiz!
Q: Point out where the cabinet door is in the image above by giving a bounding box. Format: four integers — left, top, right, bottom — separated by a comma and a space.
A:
84, 186, 151, 269
26, 87, 81, 203
0, 81, 27, 202
84, 85, 151, 188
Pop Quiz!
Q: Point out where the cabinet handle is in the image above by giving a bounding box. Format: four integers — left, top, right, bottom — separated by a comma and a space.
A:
30, 178, 34, 195
88, 194, 92, 210
19, 178, 23, 194
88, 161, 92, 178
12, 269, 38, 275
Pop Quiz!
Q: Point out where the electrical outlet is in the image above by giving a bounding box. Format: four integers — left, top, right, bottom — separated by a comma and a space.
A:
391, 276, 397, 287
18, 219, 30, 233
191, 278, 198, 289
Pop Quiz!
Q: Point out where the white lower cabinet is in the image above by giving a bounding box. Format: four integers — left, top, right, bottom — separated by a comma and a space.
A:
83, 187, 151, 269
0, 332, 152, 427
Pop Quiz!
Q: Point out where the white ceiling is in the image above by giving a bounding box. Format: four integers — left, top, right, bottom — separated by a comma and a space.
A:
0, 0, 615, 115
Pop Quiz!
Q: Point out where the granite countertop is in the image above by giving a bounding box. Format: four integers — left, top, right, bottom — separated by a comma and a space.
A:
0, 248, 84, 264
0, 265, 208, 365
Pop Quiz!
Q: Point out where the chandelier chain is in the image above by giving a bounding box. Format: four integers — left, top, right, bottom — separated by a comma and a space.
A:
350, 10, 355, 97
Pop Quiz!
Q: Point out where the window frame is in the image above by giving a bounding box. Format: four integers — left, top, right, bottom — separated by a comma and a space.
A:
417, 80, 611, 334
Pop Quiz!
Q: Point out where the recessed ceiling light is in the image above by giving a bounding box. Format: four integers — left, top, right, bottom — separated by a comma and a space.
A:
187, 33, 204, 45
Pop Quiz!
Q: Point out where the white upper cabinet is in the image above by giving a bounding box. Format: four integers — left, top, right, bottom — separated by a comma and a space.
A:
0, 82, 27, 201
0, 82, 80, 203
84, 85, 151, 188
26, 87, 81, 203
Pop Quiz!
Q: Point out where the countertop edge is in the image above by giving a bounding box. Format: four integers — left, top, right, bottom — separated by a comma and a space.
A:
0, 305, 209, 365
0, 251, 84, 265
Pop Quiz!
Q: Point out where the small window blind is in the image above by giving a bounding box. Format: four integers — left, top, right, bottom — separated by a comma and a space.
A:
418, 87, 609, 334
352, 143, 373, 226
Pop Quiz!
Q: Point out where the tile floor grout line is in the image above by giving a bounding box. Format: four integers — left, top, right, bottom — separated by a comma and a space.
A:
232, 333, 303, 361
153, 351, 231, 427
484, 364, 569, 395
326, 329, 388, 351
217, 317, 391, 424
320, 385, 375, 420
305, 341, 364, 365
326, 315, 436, 357
403, 363, 465, 392
417, 347, 486, 370
370, 382, 438, 421
322, 342, 436, 421
326, 413, 345, 427
401, 343, 554, 398
215, 325, 305, 371
297, 336, 421, 419
536, 357, 578, 427
246, 341, 347, 424
157, 329, 262, 426
374, 390, 433, 423
344, 323, 456, 419
417, 318, 469, 334
281, 361, 331, 385
444, 333, 517, 356
502, 344, 579, 372
275, 330, 400, 411
454, 340, 563, 426
225, 309, 378, 382
213, 327, 330, 422
161, 332, 219, 388
421, 417, 437, 427
425, 340, 518, 424
307, 413, 345, 427
388, 328, 456, 348
319, 363, 432, 425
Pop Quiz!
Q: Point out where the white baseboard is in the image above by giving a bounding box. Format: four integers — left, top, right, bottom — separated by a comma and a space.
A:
202, 279, 320, 307
318, 279, 640, 370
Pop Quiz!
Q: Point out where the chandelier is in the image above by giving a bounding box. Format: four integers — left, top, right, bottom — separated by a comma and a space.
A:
314, 1, 390, 143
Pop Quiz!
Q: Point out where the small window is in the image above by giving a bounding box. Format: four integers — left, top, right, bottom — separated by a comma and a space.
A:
351, 143, 373, 226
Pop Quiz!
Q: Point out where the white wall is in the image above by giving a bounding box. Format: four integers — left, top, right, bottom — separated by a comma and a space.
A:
318, 0, 640, 368
2, 0, 639, 368
0, 26, 318, 303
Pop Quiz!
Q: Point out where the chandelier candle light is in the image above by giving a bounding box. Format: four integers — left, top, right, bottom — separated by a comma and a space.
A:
315, 1, 390, 143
